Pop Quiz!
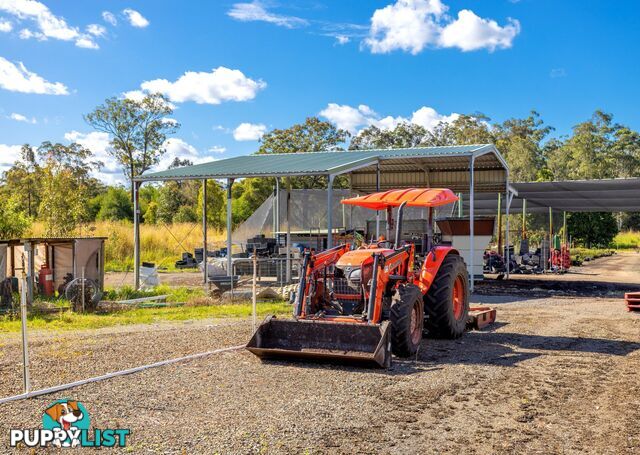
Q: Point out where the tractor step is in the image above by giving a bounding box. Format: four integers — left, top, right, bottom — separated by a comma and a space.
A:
246, 315, 392, 368
625, 292, 640, 312
467, 306, 497, 330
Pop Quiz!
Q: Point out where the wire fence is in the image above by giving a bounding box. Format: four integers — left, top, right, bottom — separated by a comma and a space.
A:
0, 256, 296, 403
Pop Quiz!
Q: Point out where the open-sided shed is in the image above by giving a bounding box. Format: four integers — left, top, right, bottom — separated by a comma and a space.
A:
135, 144, 512, 290
0, 237, 106, 303
465, 177, 640, 214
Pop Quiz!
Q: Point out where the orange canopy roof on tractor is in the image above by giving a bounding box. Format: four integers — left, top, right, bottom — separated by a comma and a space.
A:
341, 188, 459, 210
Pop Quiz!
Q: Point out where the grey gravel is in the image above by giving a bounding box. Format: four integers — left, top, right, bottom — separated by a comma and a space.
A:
1, 297, 639, 454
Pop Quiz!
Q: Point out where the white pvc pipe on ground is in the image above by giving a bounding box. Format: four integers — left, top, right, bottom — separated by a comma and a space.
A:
0, 345, 245, 405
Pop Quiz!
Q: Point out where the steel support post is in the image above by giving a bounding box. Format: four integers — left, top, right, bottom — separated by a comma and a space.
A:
20, 275, 30, 393
202, 179, 208, 286
275, 177, 280, 234
133, 182, 141, 290
327, 174, 335, 249
25, 241, 33, 306
226, 178, 234, 276
506, 181, 512, 279
286, 185, 291, 283
469, 156, 475, 292
375, 162, 380, 239
497, 192, 502, 257
522, 199, 527, 239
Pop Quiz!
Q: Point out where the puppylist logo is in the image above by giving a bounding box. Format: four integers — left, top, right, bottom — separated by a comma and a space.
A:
9, 399, 130, 448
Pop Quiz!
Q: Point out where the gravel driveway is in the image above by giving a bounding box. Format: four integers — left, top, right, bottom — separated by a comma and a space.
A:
1, 295, 639, 454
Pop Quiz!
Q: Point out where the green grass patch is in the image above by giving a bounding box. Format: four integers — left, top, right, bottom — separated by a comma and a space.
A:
0, 301, 291, 333
102, 285, 205, 303
571, 247, 615, 265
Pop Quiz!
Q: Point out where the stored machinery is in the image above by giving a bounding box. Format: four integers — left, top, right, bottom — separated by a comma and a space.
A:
247, 188, 496, 367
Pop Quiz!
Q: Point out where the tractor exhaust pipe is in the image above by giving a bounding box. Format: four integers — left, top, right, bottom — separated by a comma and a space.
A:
395, 201, 407, 248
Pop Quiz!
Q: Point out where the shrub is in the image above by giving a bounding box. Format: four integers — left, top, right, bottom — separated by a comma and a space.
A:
96, 187, 133, 221
0, 195, 31, 238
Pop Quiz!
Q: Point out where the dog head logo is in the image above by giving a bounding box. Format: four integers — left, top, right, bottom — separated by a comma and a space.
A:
10, 399, 129, 448
42, 400, 90, 447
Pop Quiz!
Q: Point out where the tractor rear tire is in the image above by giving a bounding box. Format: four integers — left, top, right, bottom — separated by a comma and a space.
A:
424, 254, 469, 339
390, 284, 424, 357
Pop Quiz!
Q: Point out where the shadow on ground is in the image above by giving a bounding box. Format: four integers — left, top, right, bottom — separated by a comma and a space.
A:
255, 331, 640, 375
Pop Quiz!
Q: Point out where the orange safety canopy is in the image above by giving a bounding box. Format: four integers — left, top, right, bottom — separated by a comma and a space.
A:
341, 188, 459, 210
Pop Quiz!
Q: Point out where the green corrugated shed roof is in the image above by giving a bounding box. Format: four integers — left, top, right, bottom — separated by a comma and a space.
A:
136, 144, 501, 181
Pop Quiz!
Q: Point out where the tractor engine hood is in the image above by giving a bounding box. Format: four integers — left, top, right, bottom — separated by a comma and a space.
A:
335, 248, 395, 289
335, 248, 393, 268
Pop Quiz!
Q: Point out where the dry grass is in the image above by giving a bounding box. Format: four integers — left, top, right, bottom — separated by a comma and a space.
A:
28, 221, 227, 271
613, 231, 640, 249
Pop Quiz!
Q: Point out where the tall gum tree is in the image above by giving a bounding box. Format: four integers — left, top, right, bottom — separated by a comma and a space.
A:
85, 93, 180, 202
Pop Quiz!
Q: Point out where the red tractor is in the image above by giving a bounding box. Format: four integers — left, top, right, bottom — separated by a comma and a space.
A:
247, 188, 496, 367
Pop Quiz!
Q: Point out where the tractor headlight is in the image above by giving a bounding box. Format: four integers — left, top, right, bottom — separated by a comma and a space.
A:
348, 268, 361, 284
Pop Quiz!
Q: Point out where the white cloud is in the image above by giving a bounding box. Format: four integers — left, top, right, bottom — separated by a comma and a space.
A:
137, 66, 266, 105
18, 28, 45, 40
318, 104, 374, 133
121, 90, 176, 109
335, 35, 350, 45
439, 10, 520, 51
122, 8, 149, 28
320, 102, 458, 135
161, 117, 178, 125
102, 11, 117, 26
60, 133, 217, 183
64, 130, 125, 185
75, 36, 99, 49
0, 57, 69, 95
9, 112, 36, 123
0, 144, 22, 174
233, 122, 267, 141
365, 0, 445, 55
228, 1, 308, 28
364, 0, 519, 54
86, 23, 106, 37
122, 89, 146, 102
0, 0, 100, 49
0, 18, 12, 32
157, 138, 219, 170
410, 106, 458, 130
208, 145, 226, 154
65, 131, 111, 155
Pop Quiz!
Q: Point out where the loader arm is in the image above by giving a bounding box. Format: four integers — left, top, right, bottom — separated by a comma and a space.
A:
366, 244, 415, 323
294, 244, 350, 318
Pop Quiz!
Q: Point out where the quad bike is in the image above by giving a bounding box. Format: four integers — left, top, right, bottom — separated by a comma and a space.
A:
247, 188, 496, 367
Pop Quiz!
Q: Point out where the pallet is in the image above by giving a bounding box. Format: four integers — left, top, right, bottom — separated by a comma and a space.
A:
624, 292, 640, 312
467, 305, 497, 330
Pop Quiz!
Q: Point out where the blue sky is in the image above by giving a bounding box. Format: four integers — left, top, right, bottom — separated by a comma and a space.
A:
1, 0, 639, 184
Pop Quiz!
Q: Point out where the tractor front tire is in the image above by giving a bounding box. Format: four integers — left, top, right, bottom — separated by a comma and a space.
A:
424, 254, 469, 339
390, 285, 424, 357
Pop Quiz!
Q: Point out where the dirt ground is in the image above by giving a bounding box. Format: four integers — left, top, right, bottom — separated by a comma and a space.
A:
504, 251, 640, 285
1, 293, 639, 454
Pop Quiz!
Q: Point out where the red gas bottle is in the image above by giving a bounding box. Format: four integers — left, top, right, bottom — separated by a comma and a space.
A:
39, 264, 55, 296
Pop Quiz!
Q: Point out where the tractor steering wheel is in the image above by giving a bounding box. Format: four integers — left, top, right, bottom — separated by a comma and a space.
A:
376, 240, 394, 249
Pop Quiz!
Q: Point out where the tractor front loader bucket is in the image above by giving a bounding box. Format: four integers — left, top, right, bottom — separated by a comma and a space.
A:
246, 316, 392, 368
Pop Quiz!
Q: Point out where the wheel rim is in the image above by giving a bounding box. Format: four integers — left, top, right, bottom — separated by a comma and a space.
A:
452, 276, 464, 320
409, 302, 422, 345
